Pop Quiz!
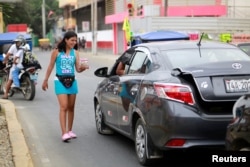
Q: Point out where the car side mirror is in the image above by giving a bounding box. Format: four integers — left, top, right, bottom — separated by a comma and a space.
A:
94, 67, 108, 77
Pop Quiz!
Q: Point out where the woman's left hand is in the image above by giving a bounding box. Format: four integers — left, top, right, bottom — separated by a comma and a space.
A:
80, 64, 89, 71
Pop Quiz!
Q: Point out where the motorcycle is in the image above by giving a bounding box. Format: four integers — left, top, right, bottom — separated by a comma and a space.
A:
1, 54, 40, 100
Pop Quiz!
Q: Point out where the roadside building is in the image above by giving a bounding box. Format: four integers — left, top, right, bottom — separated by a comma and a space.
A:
59, 0, 250, 54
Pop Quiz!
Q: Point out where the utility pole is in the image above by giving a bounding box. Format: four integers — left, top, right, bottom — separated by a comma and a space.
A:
164, 0, 168, 16
0, 6, 3, 33
91, 0, 97, 55
42, 0, 46, 38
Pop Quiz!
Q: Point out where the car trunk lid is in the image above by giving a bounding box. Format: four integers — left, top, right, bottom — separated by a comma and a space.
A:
180, 61, 250, 101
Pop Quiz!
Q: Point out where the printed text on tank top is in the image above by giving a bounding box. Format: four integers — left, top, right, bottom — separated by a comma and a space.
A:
60, 53, 74, 74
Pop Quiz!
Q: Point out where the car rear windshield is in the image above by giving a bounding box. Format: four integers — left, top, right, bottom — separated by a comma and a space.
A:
237, 44, 250, 55
163, 48, 250, 68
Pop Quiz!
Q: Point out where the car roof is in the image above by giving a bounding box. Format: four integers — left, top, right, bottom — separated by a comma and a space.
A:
236, 42, 250, 46
134, 40, 238, 51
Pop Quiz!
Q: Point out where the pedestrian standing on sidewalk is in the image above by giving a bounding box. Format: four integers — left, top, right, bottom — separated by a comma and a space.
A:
42, 31, 89, 142
81, 36, 86, 50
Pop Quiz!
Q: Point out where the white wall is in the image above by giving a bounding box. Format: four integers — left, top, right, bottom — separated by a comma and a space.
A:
225, 0, 250, 18
78, 30, 113, 41
226, 0, 250, 6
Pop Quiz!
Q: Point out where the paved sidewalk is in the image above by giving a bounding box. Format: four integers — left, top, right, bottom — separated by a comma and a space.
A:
0, 99, 34, 167
0, 50, 119, 167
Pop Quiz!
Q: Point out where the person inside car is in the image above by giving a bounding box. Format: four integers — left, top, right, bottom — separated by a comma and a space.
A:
116, 61, 126, 76
115, 50, 133, 75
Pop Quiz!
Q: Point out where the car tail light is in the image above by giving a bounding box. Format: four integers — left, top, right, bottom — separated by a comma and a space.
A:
153, 83, 195, 105
166, 139, 186, 147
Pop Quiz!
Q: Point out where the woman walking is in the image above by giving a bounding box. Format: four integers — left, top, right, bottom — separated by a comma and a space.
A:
42, 31, 89, 142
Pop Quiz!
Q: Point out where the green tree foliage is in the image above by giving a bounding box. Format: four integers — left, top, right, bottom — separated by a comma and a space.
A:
0, 3, 15, 27
0, 0, 62, 38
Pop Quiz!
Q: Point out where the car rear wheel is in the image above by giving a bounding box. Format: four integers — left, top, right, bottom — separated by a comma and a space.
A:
135, 118, 152, 166
95, 103, 114, 135
240, 147, 250, 151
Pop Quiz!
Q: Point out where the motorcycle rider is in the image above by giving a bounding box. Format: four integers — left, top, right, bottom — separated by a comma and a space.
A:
21, 38, 31, 51
2, 35, 25, 99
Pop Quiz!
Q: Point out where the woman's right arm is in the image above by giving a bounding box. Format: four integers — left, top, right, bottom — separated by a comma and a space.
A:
42, 49, 58, 91
116, 62, 125, 76
3, 45, 14, 63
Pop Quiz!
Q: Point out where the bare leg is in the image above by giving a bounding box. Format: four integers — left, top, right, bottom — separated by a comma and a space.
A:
57, 94, 69, 135
67, 94, 76, 132
3, 80, 13, 98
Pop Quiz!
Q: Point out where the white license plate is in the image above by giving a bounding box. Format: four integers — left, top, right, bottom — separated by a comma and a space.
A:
225, 79, 250, 93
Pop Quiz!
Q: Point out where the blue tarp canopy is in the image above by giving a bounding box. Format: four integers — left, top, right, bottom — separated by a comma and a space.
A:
131, 31, 190, 46
0, 32, 32, 45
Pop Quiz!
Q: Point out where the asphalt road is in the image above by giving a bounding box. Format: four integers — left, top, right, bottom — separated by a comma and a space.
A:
9, 49, 153, 167
8, 48, 208, 167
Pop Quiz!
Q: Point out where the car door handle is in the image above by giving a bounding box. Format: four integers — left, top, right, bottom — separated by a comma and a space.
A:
114, 86, 119, 95
130, 86, 139, 96
105, 83, 114, 92
108, 81, 113, 84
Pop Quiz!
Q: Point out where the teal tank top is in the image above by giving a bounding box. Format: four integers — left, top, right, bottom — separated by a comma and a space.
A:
56, 49, 76, 75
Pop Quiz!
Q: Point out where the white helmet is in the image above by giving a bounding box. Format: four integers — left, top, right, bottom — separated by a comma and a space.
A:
13, 35, 25, 45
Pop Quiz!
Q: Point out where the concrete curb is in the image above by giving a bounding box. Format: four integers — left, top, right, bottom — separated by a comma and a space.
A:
0, 99, 34, 167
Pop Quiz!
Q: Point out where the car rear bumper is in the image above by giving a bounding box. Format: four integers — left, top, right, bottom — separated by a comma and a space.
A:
145, 102, 232, 149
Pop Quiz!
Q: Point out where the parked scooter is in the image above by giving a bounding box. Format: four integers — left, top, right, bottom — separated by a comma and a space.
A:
225, 94, 250, 151
1, 53, 40, 100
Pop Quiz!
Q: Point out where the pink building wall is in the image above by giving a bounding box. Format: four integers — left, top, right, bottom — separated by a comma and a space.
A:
105, 2, 227, 54
167, 6, 227, 17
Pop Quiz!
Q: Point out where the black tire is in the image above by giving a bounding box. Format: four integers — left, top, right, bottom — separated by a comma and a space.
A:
135, 118, 152, 166
240, 147, 250, 151
8, 89, 15, 97
95, 103, 114, 135
230, 140, 250, 151
21, 75, 35, 100
1, 74, 14, 97
0, 74, 8, 94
